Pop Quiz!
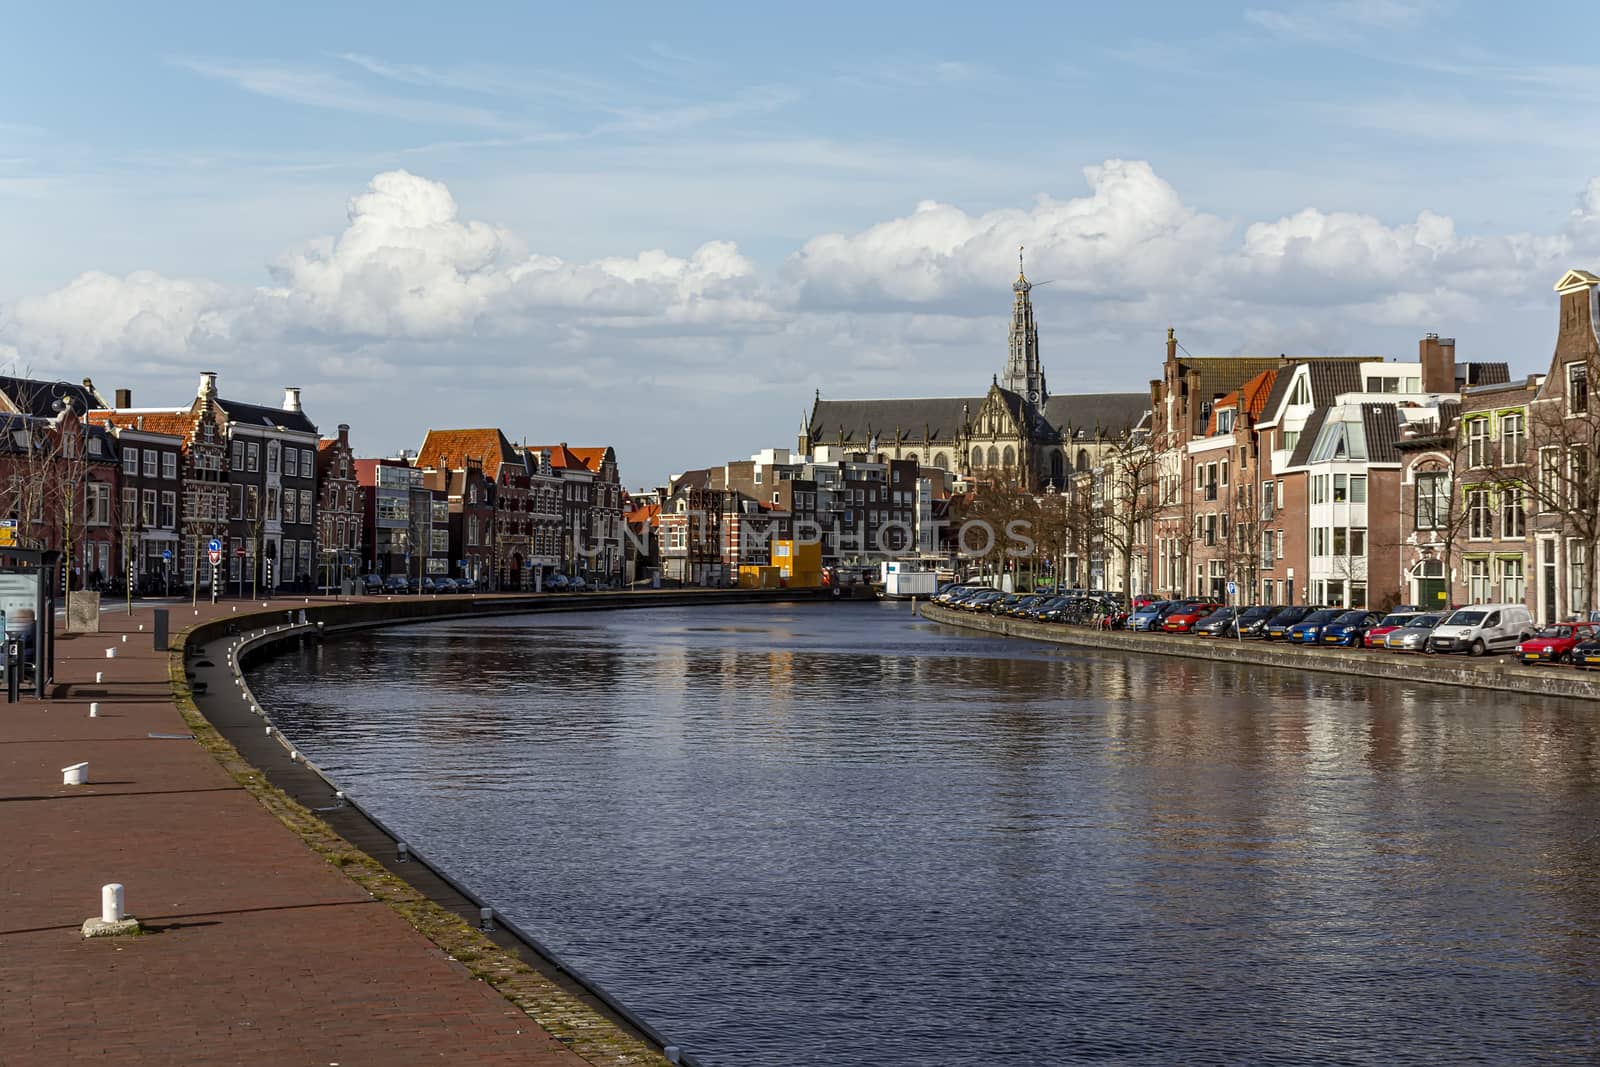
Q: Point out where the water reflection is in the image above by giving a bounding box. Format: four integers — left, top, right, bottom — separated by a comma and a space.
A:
252, 603, 1600, 1066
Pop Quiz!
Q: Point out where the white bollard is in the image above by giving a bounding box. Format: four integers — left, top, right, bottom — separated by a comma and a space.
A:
88, 702, 99, 718
101, 883, 125, 923
95, 672, 103, 683
105, 648, 116, 659
138, 624, 144, 632
62, 762, 88, 786
121, 634, 127, 643
265, 726, 274, 736
289, 750, 300, 761
479, 906, 494, 931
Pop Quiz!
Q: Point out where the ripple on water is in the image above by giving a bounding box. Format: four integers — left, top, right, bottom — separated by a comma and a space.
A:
249, 603, 1600, 1067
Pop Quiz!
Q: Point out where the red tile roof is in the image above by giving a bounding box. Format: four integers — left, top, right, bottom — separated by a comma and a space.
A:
526, 445, 612, 474
416, 428, 522, 478
86, 409, 197, 439
626, 503, 660, 528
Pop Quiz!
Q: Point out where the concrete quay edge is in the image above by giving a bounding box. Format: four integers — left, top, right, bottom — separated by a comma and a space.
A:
917, 601, 1600, 701
180, 588, 817, 1067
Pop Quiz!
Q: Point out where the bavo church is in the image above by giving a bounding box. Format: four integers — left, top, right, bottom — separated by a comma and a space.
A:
800, 254, 1150, 490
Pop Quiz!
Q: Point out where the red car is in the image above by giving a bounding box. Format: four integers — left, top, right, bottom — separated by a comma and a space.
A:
1515, 622, 1596, 665
1162, 601, 1223, 634
1364, 611, 1422, 649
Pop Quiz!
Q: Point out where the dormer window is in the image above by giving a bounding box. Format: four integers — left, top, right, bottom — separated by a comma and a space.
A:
1289, 377, 1311, 406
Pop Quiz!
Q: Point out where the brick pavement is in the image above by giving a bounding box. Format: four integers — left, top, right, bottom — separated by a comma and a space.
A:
0, 598, 593, 1067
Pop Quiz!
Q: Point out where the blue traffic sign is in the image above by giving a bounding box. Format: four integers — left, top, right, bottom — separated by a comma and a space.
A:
207, 538, 222, 553
162, 549, 173, 561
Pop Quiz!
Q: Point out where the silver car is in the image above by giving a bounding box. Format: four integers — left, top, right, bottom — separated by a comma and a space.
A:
1385, 613, 1443, 651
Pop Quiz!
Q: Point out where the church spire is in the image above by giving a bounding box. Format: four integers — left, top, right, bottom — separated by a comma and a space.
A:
1001, 246, 1046, 407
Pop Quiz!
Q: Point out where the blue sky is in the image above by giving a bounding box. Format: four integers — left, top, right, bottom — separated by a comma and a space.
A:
3, 2, 1596, 484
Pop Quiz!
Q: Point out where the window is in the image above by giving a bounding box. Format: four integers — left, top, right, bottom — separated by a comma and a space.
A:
122, 447, 139, 475
1334, 474, 1347, 502
987, 447, 998, 467
971, 447, 983, 468
246, 442, 259, 472
301, 489, 314, 525
1333, 527, 1348, 555
230, 484, 244, 520
85, 483, 111, 526
1261, 531, 1275, 565
1205, 463, 1218, 501
267, 441, 280, 474
1002, 446, 1015, 468
1221, 460, 1229, 487
1351, 528, 1366, 556
266, 487, 279, 522
162, 451, 177, 480
1282, 429, 1300, 452
1350, 475, 1367, 504
1468, 488, 1492, 539
1350, 582, 1367, 608
1540, 448, 1560, 513
160, 491, 176, 528
1569, 363, 1588, 415
141, 489, 157, 527
142, 449, 158, 478
1502, 486, 1525, 538
283, 448, 297, 478
122, 488, 136, 525
1502, 557, 1525, 605
1501, 412, 1525, 465
231, 442, 243, 471
1570, 448, 1590, 511
1467, 417, 1489, 468
1468, 558, 1491, 602
1289, 377, 1310, 406
1569, 540, 1587, 615
1313, 527, 1328, 556
1312, 474, 1327, 505
1260, 480, 1275, 520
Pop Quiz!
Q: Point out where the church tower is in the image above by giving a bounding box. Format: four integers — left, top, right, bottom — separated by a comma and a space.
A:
1000, 247, 1047, 407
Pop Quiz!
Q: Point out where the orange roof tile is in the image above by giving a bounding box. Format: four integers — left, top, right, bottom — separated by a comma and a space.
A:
86, 409, 197, 439
416, 428, 522, 478
526, 444, 612, 474
626, 503, 660, 528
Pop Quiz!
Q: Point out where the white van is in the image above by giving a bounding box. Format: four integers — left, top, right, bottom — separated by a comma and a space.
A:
1427, 603, 1534, 656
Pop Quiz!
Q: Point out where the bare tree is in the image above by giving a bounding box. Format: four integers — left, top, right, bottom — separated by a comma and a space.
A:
1097, 430, 1160, 602
1513, 394, 1600, 616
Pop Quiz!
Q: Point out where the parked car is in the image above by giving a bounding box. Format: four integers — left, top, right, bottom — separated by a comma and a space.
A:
1364, 611, 1421, 649
381, 574, 408, 595
1384, 613, 1444, 652
544, 574, 570, 592
433, 577, 460, 594
1570, 631, 1600, 669
1287, 608, 1346, 645
356, 574, 384, 595
566, 575, 587, 592
1515, 622, 1596, 665
1128, 600, 1170, 632
1192, 607, 1240, 637
1162, 601, 1222, 634
1320, 610, 1382, 647
1429, 603, 1534, 656
1233, 605, 1283, 639
1263, 605, 1316, 641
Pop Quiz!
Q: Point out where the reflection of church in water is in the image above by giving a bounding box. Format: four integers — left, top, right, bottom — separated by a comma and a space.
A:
800, 253, 1149, 491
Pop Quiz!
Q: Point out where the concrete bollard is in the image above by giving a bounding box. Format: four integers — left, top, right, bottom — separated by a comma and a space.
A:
265, 726, 274, 737
121, 634, 127, 643
105, 648, 116, 659
95, 672, 102, 683
89, 702, 99, 718
397, 842, 410, 863
62, 762, 88, 786
664, 1048, 681, 1064
289, 750, 300, 761
479, 907, 494, 931
102, 883, 124, 923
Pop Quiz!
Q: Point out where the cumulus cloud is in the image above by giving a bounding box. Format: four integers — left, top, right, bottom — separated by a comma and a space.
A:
2, 161, 1598, 474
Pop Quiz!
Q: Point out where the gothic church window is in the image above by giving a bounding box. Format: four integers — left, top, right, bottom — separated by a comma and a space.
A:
987, 446, 999, 467
1003, 446, 1015, 468
934, 452, 949, 470
1077, 449, 1089, 472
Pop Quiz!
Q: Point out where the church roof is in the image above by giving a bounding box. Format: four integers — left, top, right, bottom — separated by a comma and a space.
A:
809, 397, 974, 445
1040, 393, 1150, 438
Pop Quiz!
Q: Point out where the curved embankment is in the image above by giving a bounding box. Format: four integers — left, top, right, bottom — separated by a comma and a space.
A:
918, 601, 1600, 701
177, 588, 817, 1067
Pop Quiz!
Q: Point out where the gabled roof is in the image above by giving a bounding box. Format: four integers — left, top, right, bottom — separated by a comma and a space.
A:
1041, 392, 1150, 437
0, 376, 106, 419
809, 397, 973, 446
1456, 361, 1510, 388
626, 503, 660, 528
1258, 358, 1366, 427
1287, 406, 1329, 467
1240, 369, 1278, 419
1361, 403, 1402, 464
1555, 269, 1600, 294
416, 428, 522, 478
86, 408, 197, 439
215, 397, 317, 435
525, 444, 599, 473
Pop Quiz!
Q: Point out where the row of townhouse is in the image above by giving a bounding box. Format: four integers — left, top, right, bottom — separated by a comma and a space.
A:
649, 448, 944, 586
1139, 268, 1600, 619
0, 367, 626, 596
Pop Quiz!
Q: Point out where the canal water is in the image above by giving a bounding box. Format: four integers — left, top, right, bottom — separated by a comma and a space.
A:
249, 603, 1600, 1066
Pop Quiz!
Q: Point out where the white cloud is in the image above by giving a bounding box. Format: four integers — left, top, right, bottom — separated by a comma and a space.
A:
2, 161, 1597, 478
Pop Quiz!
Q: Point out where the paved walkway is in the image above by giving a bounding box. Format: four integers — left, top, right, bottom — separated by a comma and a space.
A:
0, 598, 592, 1066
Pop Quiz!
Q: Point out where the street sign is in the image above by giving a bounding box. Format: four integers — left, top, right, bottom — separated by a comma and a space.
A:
1226, 581, 1238, 597
162, 549, 173, 561
208, 538, 222, 554
208, 549, 221, 565
0, 519, 16, 548
235, 547, 246, 557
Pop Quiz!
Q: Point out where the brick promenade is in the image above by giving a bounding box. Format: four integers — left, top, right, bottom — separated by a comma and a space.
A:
0, 598, 592, 1066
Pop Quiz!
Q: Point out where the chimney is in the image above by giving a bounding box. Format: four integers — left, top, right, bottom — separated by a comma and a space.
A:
198, 371, 217, 399
114, 388, 131, 408
283, 387, 301, 413
337, 423, 349, 446
1419, 333, 1455, 394
1165, 327, 1177, 362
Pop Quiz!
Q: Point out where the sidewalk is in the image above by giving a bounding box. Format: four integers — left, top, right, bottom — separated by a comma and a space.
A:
0, 598, 596, 1066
